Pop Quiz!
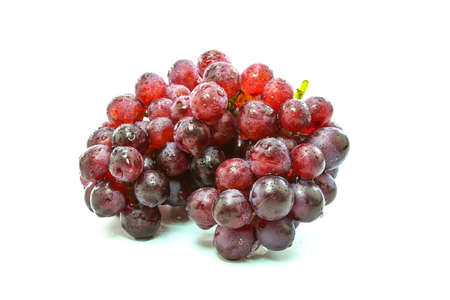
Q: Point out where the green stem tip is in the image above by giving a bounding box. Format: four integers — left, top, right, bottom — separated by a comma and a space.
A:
294, 80, 309, 99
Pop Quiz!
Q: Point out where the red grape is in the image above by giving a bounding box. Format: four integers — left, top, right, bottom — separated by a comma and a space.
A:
84, 182, 96, 212
190, 81, 228, 121
302, 96, 333, 133
290, 180, 324, 222
170, 95, 193, 123
214, 225, 256, 260
174, 117, 211, 156
135, 73, 167, 107
249, 175, 294, 221
134, 170, 170, 207
261, 78, 293, 112
156, 142, 189, 177
166, 174, 193, 207
166, 84, 190, 100
120, 204, 161, 239
147, 117, 174, 150
203, 62, 241, 99
186, 187, 218, 230
213, 189, 253, 229
142, 155, 156, 171
278, 99, 311, 132
168, 59, 201, 91
290, 143, 326, 179
241, 63, 273, 96
87, 127, 113, 147
215, 158, 255, 192
148, 97, 173, 120
326, 168, 339, 178
249, 137, 291, 177
197, 49, 231, 76
79, 145, 111, 182
206, 110, 237, 147
238, 100, 277, 140
276, 136, 298, 152
108, 146, 144, 183
107, 94, 145, 127
190, 146, 226, 187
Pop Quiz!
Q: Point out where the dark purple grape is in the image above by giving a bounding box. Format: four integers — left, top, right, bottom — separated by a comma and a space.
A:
84, 182, 96, 212
134, 170, 169, 207
108, 146, 144, 183
307, 127, 349, 170
156, 142, 190, 177
214, 225, 256, 260
120, 205, 161, 239
90, 180, 126, 217
314, 173, 337, 205
290, 180, 324, 222
87, 127, 114, 147
166, 174, 193, 207
326, 168, 339, 178
255, 217, 295, 251
186, 187, 218, 229
174, 117, 211, 156
249, 175, 293, 221
112, 124, 149, 153
190, 146, 226, 187
213, 189, 253, 229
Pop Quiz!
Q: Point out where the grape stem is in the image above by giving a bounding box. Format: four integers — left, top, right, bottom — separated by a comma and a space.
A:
294, 80, 309, 100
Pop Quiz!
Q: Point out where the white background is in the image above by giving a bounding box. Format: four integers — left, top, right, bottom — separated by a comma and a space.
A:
1, 0, 449, 299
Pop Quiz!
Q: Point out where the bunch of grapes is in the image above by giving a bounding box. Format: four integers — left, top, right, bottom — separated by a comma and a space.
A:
79, 50, 350, 261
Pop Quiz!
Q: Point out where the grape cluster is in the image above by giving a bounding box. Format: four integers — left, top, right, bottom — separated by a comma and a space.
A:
79, 50, 350, 260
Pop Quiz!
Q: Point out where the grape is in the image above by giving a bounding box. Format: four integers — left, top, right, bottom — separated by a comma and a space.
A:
314, 173, 337, 205
213, 189, 253, 229
222, 134, 247, 158
307, 127, 349, 170
174, 117, 211, 156
278, 99, 311, 132
186, 187, 218, 229
215, 158, 255, 192
190, 81, 228, 121
120, 204, 161, 239
108, 146, 144, 183
261, 78, 293, 112
255, 217, 295, 251
135, 73, 167, 107
326, 168, 339, 178
80, 176, 90, 188
84, 182, 96, 212
107, 94, 145, 127
205, 110, 237, 147
101, 120, 115, 128
290, 180, 324, 222
166, 84, 190, 100
168, 59, 202, 91
166, 174, 193, 207
190, 146, 226, 187
79, 145, 111, 182
276, 136, 298, 152
170, 95, 193, 123
142, 155, 156, 171
238, 100, 277, 140
241, 63, 273, 96
134, 170, 170, 207
249, 175, 294, 221
87, 127, 113, 147
112, 124, 149, 153
290, 143, 326, 180
90, 180, 126, 217
147, 117, 174, 150
249, 137, 291, 177
214, 225, 256, 260
203, 62, 241, 99
197, 49, 231, 76
148, 97, 173, 120
302, 96, 333, 133
156, 142, 190, 177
